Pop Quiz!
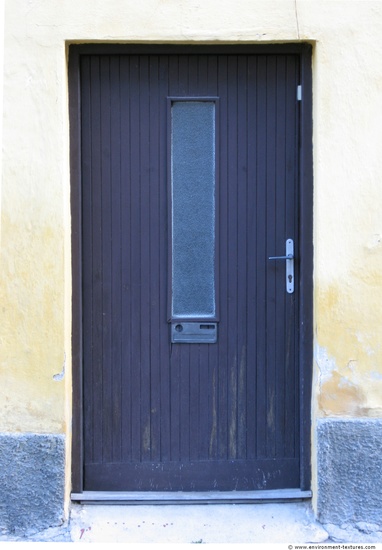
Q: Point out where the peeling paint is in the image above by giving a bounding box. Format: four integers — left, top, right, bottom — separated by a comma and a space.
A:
319, 371, 366, 417
267, 391, 275, 431
229, 355, 238, 459
315, 346, 337, 382
209, 366, 217, 457
315, 279, 382, 417
142, 423, 151, 454
53, 353, 66, 381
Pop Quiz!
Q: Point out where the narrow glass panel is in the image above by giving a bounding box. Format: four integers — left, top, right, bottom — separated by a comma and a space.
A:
171, 100, 216, 319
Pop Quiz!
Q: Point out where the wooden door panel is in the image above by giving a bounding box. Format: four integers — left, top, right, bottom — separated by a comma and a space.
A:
80, 52, 301, 491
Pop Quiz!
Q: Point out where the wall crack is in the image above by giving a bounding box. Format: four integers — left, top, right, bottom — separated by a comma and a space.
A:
294, 0, 301, 40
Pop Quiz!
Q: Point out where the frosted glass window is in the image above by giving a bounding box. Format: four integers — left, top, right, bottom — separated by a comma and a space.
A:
171, 100, 216, 319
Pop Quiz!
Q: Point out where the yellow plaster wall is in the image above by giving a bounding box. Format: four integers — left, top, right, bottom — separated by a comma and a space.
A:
1, 0, 382, 438
309, 4, 382, 419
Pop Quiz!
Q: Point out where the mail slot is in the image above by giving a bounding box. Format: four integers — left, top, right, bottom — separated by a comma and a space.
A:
171, 322, 217, 343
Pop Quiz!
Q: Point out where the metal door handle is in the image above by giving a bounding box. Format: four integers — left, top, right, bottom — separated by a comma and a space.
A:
268, 254, 294, 260
268, 239, 294, 293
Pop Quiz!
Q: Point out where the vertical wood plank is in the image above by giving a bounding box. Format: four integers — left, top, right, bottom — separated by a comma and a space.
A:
274, 55, 288, 459
139, 55, 152, 463
89, 55, 104, 464
227, 54, 239, 461
217, 55, 228, 460
265, 55, 278, 459
99, 56, 113, 463
255, 55, 268, 459
110, 55, 123, 462
129, 55, 142, 462
246, 54, 258, 461
148, 54, 161, 463
236, 55, 249, 460
81, 55, 94, 465
158, 55, 171, 463
120, 54, 133, 463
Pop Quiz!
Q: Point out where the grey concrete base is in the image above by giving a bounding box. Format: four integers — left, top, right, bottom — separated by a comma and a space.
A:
4, 502, 382, 543
69, 502, 328, 543
0, 502, 330, 543
317, 418, 382, 526
0, 433, 66, 535
323, 522, 382, 543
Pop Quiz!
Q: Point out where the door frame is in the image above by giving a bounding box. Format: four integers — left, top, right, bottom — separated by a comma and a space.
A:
69, 43, 313, 495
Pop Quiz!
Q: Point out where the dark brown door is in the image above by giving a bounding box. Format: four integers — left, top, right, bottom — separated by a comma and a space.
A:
77, 48, 310, 492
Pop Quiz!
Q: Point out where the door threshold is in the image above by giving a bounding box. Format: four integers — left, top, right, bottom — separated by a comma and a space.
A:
71, 489, 312, 504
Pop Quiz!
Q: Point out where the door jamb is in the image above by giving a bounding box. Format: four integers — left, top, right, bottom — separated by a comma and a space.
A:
69, 46, 83, 492
298, 44, 313, 491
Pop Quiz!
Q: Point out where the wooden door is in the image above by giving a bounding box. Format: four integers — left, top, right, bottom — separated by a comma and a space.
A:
73, 46, 312, 493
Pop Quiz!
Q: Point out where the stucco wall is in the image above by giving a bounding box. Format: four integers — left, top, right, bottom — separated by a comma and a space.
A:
1, 0, 382, 529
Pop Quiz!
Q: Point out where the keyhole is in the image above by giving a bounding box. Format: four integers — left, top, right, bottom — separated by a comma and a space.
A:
288, 274, 293, 283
